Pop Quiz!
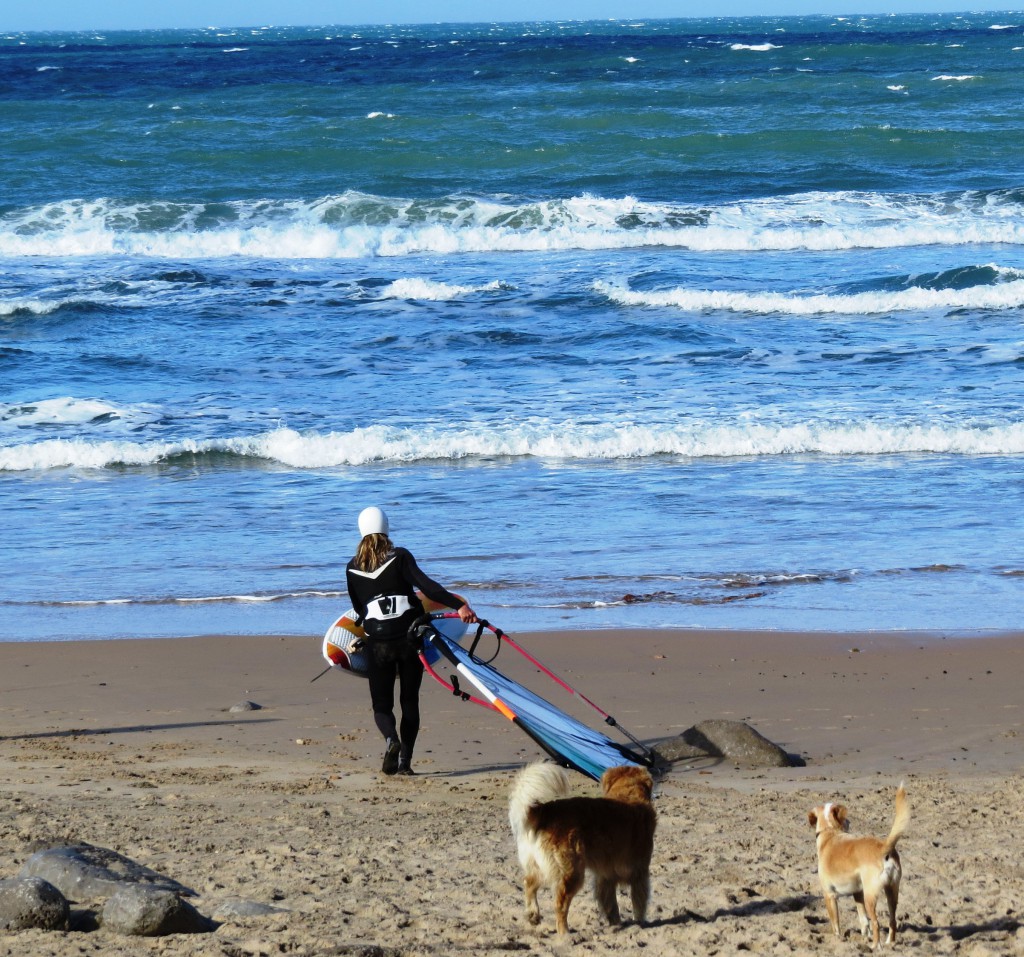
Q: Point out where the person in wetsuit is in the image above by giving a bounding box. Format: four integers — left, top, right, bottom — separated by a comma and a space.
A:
346, 506, 477, 775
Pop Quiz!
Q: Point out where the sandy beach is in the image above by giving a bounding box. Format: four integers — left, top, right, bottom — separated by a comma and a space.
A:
1, 628, 1022, 955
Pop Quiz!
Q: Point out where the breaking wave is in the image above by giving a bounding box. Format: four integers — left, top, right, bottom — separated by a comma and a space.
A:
2, 188, 1023, 261
3, 419, 1024, 471
596, 264, 1024, 315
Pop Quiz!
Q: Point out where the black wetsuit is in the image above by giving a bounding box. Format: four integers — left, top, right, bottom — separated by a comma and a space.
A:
345, 547, 463, 762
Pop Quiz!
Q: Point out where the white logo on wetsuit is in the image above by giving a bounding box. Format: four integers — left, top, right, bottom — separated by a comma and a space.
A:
365, 594, 414, 621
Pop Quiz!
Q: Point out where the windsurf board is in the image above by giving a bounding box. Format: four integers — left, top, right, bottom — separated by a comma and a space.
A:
321, 593, 469, 678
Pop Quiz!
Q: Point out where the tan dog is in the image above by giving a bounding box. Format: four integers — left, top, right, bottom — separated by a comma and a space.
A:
808, 784, 909, 948
508, 762, 656, 935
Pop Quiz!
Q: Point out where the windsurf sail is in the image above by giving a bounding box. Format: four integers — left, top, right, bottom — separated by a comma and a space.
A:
415, 615, 654, 781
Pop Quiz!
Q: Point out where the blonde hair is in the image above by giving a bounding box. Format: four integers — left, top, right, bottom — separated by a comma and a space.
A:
355, 533, 393, 572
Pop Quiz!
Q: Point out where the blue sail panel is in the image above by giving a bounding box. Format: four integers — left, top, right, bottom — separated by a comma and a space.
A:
427, 629, 644, 780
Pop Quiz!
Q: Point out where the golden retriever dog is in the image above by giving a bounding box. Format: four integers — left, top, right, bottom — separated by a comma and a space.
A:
508, 762, 656, 935
808, 784, 909, 949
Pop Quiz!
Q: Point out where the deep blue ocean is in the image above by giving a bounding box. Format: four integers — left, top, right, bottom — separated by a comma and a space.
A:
2, 13, 1023, 641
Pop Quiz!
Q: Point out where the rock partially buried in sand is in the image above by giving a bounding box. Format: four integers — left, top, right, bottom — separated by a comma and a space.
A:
0, 876, 69, 931
102, 885, 212, 936
229, 700, 262, 712
210, 896, 289, 919
656, 719, 804, 768
18, 843, 195, 901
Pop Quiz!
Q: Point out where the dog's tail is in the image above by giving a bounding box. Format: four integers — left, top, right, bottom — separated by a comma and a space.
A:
882, 782, 910, 856
508, 762, 570, 840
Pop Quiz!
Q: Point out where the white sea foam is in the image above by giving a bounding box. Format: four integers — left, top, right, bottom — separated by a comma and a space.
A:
0, 298, 62, 316
3, 419, 1024, 472
1, 190, 1022, 261
0, 397, 160, 432
931, 74, 979, 81
730, 43, 781, 51
1, 397, 123, 426
594, 277, 1024, 315
52, 589, 347, 607
0, 437, 202, 470
379, 277, 509, 300
2, 282, 231, 316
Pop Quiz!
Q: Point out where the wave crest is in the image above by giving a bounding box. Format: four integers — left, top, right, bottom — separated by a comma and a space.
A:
3, 419, 1024, 471
2, 189, 1023, 260
595, 267, 1024, 315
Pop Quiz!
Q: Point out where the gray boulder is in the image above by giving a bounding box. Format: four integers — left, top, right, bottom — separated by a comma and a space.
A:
19, 844, 194, 901
101, 885, 211, 936
0, 876, 69, 931
656, 719, 803, 768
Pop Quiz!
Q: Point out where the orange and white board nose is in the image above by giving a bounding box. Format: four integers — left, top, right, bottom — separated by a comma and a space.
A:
324, 639, 348, 667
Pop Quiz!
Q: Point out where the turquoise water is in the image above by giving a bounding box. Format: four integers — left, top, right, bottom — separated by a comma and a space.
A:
2, 14, 1023, 639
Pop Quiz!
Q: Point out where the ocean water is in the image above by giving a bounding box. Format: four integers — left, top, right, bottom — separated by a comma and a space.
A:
2, 13, 1023, 642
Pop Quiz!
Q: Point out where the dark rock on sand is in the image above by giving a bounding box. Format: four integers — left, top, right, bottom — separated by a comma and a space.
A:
229, 700, 262, 712
18, 843, 195, 901
0, 876, 69, 931
656, 719, 804, 768
102, 885, 212, 936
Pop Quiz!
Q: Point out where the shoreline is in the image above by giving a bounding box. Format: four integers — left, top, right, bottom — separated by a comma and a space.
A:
5, 623, 1023, 644
2, 628, 1022, 954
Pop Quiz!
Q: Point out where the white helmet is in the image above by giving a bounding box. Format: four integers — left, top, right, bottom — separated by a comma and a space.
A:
358, 506, 389, 537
